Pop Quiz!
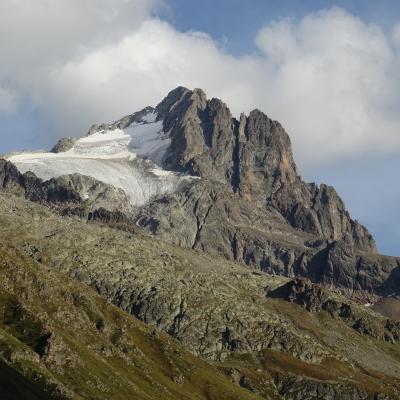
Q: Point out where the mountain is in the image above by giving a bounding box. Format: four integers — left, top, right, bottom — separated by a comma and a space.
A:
4, 87, 399, 297
1, 87, 400, 398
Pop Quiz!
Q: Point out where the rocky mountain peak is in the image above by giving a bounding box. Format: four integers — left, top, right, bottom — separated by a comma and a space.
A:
158, 87, 299, 194
133, 87, 381, 285
155, 87, 372, 251
50, 137, 76, 153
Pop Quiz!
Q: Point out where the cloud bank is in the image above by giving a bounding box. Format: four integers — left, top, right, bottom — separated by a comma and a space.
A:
1, 3, 400, 167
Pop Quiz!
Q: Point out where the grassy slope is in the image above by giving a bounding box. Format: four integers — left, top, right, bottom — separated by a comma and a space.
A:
0, 237, 261, 399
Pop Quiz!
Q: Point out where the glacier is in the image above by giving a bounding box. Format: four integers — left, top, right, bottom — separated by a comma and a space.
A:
8, 111, 189, 206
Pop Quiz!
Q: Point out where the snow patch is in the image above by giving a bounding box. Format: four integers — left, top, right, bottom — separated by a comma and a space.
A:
8, 111, 189, 206
141, 111, 157, 123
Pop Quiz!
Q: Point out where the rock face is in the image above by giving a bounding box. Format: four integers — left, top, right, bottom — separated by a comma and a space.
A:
373, 296, 400, 320
268, 278, 400, 343
274, 375, 372, 400
50, 137, 76, 153
155, 87, 375, 252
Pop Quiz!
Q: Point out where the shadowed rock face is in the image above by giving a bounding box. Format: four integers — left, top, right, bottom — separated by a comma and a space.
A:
373, 297, 400, 320
268, 278, 400, 343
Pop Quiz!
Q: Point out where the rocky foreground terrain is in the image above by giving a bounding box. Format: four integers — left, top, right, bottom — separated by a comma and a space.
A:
0, 87, 399, 399
0, 195, 261, 400
0, 193, 399, 399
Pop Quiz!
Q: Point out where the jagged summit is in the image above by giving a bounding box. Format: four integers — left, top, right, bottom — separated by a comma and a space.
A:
146, 87, 375, 251
154, 88, 301, 207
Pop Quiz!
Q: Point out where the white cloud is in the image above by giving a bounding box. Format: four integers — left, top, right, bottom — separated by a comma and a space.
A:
253, 8, 400, 165
1, 4, 400, 167
0, 0, 161, 115
40, 20, 258, 132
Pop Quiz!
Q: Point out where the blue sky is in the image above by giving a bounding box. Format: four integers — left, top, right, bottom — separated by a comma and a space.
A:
164, 0, 400, 53
0, 0, 399, 255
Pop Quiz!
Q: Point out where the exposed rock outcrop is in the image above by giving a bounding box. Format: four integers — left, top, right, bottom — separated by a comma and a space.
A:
86, 106, 155, 135
135, 178, 396, 294
274, 374, 371, 400
268, 278, 400, 343
373, 297, 400, 320
50, 137, 76, 153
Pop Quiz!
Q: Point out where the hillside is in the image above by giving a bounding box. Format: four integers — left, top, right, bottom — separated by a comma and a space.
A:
0, 193, 261, 400
0, 192, 399, 399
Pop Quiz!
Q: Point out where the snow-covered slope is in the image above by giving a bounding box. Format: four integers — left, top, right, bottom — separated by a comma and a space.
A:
8, 111, 188, 206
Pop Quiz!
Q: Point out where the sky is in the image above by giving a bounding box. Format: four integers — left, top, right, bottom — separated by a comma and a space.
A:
0, 0, 399, 255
